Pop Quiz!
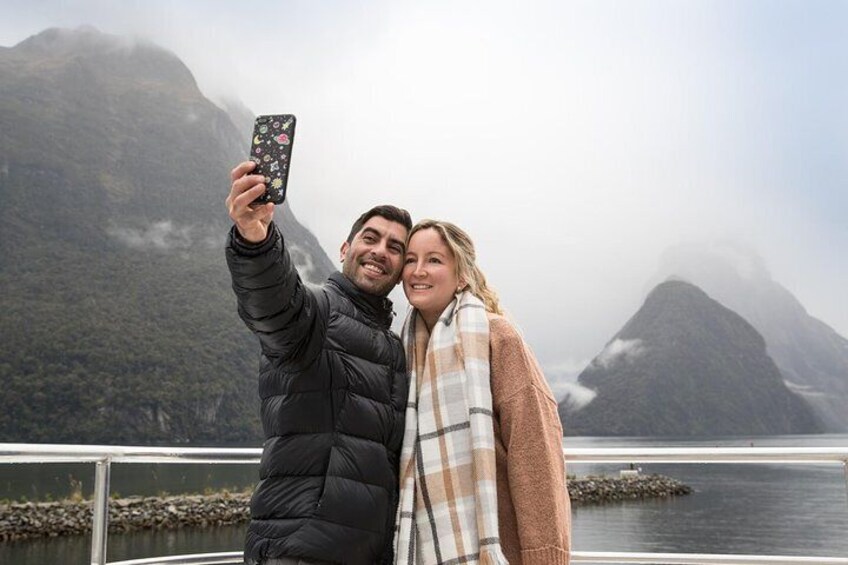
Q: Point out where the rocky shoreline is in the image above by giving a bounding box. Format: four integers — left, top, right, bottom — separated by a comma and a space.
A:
567, 473, 692, 506
0, 474, 690, 541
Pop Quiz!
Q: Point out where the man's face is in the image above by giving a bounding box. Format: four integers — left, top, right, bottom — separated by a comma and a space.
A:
340, 216, 409, 297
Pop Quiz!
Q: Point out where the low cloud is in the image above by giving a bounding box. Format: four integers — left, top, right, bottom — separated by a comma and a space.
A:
783, 379, 826, 398
107, 221, 193, 250
655, 241, 773, 289
289, 243, 324, 286
593, 338, 647, 369
543, 358, 591, 381
541, 358, 592, 404
556, 381, 598, 410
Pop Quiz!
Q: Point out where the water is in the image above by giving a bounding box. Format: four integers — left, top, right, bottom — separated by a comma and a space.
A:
1, 435, 846, 563
0, 461, 257, 502
566, 434, 848, 559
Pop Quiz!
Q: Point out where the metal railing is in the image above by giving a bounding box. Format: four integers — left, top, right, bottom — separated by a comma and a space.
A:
1, 443, 847, 565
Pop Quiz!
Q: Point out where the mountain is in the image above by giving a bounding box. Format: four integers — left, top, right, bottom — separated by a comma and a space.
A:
0, 27, 334, 444
560, 280, 822, 436
653, 243, 848, 431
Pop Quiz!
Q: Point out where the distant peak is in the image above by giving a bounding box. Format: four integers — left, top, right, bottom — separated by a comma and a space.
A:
650, 278, 704, 296
74, 24, 102, 34
19, 26, 112, 49
657, 241, 773, 285
12, 26, 197, 91
663, 274, 692, 285
16, 26, 164, 58
638, 279, 720, 318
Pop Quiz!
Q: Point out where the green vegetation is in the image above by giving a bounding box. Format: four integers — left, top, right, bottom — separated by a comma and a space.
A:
0, 199, 264, 444
0, 27, 333, 444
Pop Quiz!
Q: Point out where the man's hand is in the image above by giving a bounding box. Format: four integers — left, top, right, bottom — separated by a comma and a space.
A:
226, 161, 275, 243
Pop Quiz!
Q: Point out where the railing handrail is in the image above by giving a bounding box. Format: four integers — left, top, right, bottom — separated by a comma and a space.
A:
1, 442, 846, 565
105, 551, 848, 565
564, 445, 848, 464
0, 443, 262, 464
2, 442, 847, 464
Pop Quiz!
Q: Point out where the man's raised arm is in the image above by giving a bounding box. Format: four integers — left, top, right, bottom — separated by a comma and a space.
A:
225, 161, 322, 365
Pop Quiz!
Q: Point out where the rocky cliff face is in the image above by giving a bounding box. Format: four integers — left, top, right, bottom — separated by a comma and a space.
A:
560, 280, 822, 436
0, 27, 334, 444
653, 243, 848, 431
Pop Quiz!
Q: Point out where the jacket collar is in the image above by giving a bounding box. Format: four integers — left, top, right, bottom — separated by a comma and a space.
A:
327, 271, 395, 329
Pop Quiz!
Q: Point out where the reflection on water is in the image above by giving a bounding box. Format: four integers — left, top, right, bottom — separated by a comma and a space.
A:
2, 524, 247, 564
1, 435, 846, 563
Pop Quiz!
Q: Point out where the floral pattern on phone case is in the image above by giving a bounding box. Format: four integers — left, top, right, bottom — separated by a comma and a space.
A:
249, 114, 296, 204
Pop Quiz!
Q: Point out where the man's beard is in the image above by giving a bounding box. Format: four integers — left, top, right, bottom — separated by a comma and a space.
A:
342, 254, 396, 297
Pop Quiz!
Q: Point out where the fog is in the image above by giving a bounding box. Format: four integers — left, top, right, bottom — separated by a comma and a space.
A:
3, 0, 846, 380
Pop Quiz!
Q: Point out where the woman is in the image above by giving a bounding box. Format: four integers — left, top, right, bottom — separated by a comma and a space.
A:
395, 220, 571, 565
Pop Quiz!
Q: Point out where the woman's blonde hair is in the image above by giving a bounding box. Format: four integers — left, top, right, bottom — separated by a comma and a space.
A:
408, 219, 503, 315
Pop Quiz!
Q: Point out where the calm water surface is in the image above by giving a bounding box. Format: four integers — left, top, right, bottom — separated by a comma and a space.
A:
1, 434, 846, 563
566, 434, 848, 559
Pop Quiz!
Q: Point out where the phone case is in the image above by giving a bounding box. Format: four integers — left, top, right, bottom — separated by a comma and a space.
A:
249, 114, 296, 204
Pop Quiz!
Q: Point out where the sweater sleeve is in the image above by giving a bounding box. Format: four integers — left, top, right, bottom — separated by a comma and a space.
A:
491, 321, 572, 565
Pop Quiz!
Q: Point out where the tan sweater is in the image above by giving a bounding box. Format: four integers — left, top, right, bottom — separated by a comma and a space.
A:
488, 314, 572, 565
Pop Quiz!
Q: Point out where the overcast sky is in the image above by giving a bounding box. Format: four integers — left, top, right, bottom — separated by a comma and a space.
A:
3, 0, 846, 377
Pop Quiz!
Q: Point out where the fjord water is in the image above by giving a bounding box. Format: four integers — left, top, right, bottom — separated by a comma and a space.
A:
566, 434, 848, 558
1, 435, 846, 564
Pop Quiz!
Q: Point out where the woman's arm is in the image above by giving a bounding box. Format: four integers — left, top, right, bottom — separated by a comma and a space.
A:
491, 318, 572, 565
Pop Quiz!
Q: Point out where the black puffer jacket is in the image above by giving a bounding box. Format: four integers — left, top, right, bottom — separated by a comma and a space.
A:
226, 224, 408, 565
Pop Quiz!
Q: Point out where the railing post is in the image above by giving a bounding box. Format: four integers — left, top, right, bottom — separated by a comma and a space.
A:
90, 457, 112, 565
844, 460, 848, 507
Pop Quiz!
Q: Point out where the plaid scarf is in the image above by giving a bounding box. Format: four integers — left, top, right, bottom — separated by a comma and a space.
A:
394, 292, 508, 565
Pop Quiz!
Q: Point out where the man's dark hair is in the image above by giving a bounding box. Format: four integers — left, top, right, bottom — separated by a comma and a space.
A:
346, 205, 412, 243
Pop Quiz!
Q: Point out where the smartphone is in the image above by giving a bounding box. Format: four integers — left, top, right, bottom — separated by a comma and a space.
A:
249, 114, 296, 205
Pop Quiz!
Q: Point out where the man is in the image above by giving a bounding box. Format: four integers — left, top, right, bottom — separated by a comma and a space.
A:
225, 161, 411, 565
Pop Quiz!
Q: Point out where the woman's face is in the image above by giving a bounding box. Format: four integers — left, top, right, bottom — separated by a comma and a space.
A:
403, 228, 461, 325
